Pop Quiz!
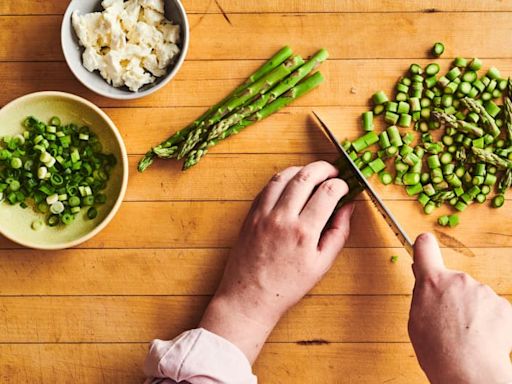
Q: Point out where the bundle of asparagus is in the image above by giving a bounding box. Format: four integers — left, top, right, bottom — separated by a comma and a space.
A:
138, 46, 328, 171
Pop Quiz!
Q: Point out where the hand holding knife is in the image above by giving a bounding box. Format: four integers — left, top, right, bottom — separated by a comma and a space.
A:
312, 111, 414, 256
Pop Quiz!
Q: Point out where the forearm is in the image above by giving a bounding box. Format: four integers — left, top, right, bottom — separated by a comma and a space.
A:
199, 293, 280, 364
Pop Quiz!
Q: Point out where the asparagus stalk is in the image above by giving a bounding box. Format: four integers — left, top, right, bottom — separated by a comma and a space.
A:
137, 46, 293, 172
498, 168, 512, 194
206, 49, 329, 141
182, 72, 325, 169
462, 97, 501, 137
431, 111, 484, 137
177, 55, 305, 159
471, 147, 512, 169
431, 190, 455, 205
505, 78, 512, 143
237, 46, 294, 91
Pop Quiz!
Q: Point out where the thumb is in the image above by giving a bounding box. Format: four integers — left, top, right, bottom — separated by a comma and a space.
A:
412, 232, 445, 280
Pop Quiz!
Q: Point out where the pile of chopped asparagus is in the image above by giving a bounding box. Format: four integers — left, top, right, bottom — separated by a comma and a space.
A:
344, 43, 512, 227
138, 46, 328, 171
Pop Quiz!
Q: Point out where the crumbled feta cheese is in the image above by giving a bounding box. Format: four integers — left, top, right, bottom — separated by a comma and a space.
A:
120, 0, 141, 30
123, 43, 152, 58
155, 42, 180, 69
104, 0, 124, 17
127, 21, 163, 48
158, 21, 180, 43
140, 0, 165, 13
101, 50, 124, 87
123, 57, 155, 91
141, 8, 164, 26
72, 0, 180, 92
143, 54, 166, 77
82, 47, 104, 72
102, 0, 124, 10
72, 11, 102, 47
103, 11, 126, 50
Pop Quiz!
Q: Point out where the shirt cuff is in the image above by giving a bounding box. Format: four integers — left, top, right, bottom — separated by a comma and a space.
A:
144, 328, 257, 384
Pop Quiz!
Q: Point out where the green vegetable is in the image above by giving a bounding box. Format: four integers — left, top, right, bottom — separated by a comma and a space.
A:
492, 194, 505, 208
437, 215, 449, 226
373, 91, 389, 105
362, 111, 374, 131
0, 116, 114, 227
184, 72, 325, 170
448, 214, 460, 227
390, 255, 399, 263
139, 47, 327, 171
379, 171, 393, 185
341, 43, 512, 225
432, 42, 445, 57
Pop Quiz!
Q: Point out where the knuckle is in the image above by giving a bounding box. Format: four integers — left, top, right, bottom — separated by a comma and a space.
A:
246, 214, 261, 229
269, 166, 301, 183
270, 171, 285, 183
320, 178, 347, 197
295, 169, 313, 183
418, 274, 439, 289
454, 272, 469, 283
294, 224, 312, 245
265, 213, 288, 230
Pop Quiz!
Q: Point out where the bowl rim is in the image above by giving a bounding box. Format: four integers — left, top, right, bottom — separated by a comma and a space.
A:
0, 91, 129, 250
61, 0, 190, 100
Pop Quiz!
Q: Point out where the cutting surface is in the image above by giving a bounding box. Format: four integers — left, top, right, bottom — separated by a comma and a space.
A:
1, 1, 511, 382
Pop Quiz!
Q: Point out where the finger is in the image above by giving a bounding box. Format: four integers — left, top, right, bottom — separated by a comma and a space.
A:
241, 191, 262, 231
274, 161, 339, 215
300, 178, 349, 233
412, 232, 445, 280
318, 201, 355, 258
257, 166, 303, 213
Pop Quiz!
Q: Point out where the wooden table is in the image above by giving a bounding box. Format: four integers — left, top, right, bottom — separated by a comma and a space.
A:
1, 1, 512, 382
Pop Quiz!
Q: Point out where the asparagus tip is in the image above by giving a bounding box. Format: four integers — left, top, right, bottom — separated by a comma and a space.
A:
137, 152, 155, 172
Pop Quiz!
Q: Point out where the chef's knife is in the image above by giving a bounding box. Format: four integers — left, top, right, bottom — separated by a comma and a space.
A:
312, 111, 414, 257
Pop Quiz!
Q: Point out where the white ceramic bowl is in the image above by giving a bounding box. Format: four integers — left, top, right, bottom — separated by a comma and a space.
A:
61, 0, 189, 100
0, 92, 128, 250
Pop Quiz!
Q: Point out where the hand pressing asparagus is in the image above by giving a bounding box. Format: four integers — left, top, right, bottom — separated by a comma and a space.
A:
138, 46, 328, 172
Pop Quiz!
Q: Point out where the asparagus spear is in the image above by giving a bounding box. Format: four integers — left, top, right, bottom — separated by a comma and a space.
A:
462, 97, 501, 137
505, 78, 512, 143
177, 55, 305, 159
137, 46, 293, 172
431, 190, 455, 205
206, 49, 329, 141
471, 147, 512, 169
182, 72, 325, 169
237, 46, 294, 91
431, 111, 484, 137
498, 168, 512, 194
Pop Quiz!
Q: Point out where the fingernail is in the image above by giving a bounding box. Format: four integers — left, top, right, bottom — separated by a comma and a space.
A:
349, 202, 356, 216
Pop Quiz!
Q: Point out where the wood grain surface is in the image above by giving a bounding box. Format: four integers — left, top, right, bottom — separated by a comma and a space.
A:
0, 1, 511, 383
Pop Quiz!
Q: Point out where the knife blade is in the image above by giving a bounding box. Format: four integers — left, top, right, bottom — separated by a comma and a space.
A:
312, 111, 414, 257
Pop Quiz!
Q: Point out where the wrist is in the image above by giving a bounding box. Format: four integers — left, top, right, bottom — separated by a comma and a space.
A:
199, 293, 280, 364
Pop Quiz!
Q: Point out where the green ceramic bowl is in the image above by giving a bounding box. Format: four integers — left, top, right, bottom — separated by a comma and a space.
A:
0, 92, 128, 249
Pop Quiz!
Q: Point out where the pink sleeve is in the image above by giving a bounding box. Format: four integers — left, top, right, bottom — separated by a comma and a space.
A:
143, 328, 258, 384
